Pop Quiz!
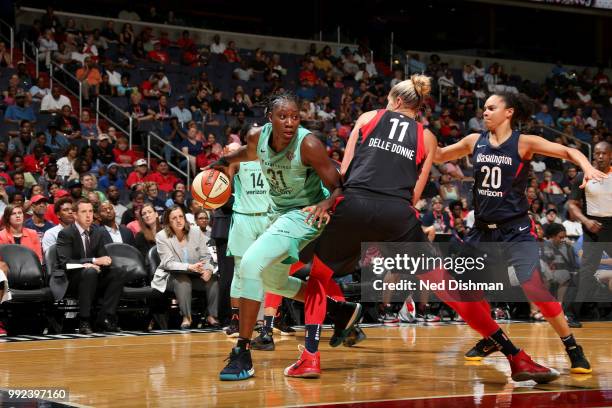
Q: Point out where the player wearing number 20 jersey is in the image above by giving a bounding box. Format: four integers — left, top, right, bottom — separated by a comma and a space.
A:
472, 129, 530, 223
435, 91, 599, 376
465, 128, 537, 284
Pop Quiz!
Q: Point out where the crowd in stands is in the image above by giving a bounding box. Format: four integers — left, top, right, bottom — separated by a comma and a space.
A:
0, 5, 610, 334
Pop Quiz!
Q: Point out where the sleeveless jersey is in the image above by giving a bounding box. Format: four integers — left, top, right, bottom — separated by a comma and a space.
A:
232, 160, 271, 214
257, 123, 327, 211
344, 110, 426, 201
471, 130, 530, 223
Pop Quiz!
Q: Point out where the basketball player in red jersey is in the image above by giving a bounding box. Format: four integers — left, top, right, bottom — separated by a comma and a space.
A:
286, 76, 560, 383
435, 92, 607, 374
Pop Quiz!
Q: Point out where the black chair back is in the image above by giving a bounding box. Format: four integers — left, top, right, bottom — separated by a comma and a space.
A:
147, 246, 160, 278
105, 243, 148, 286
0, 244, 45, 289
45, 245, 57, 284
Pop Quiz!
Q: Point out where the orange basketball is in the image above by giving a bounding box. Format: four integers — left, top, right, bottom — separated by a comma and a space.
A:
191, 169, 232, 209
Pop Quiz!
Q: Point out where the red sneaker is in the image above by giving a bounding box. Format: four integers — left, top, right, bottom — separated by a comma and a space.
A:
284, 346, 321, 378
508, 350, 560, 383
0, 322, 6, 336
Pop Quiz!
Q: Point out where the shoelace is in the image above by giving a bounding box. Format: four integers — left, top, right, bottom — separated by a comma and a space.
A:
288, 345, 307, 369
224, 349, 242, 369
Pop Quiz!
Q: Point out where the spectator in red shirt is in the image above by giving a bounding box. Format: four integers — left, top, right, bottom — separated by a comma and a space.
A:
112, 136, 138, 168
539, 170, 563, 194
196, 143, 220, 170
126, 158, 149, 188
177, 30, 194, 50
223, 41, 241, 63
299, 60, 317, 86
44, 189, 70, 225
0, 161, 13, 186
24, 145, 50, 175
144, 160, 179, 193
147, 41, 170, 64
141, 76, 161, 100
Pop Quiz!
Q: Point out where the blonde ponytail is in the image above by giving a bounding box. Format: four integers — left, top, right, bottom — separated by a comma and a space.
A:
388, 74, 432, 109
410, 74, 432, 99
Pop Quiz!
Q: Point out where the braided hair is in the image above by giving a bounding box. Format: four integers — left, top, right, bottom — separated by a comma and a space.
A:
264, 91, 299, 118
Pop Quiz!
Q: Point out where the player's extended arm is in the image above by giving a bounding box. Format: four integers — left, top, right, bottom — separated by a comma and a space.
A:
301, 134, 343, 227
412, 129, 438, 205
341, 110, 378, 176
521, 134, 608, 188
433, 133, 479, 164
207, 127, 260, 171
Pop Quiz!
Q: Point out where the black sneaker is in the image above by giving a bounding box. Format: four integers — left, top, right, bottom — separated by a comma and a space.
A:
329, 301, 363, 347
342, 325, 367, 347
567, 315, 583, 329
79, 320, 93, 335
464, 338, 498, 361
567, 345, 592, 374
251, 329, 275, 351
273, 317, 296, 336
219, 347, 255, 381
225, 319, 239, 338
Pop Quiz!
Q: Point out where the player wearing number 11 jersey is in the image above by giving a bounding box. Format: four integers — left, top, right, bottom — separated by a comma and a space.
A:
435, 91, 608, 375
287, 79, 572, 383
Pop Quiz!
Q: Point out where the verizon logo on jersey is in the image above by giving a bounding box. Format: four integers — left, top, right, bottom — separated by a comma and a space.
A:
477, 188, 504, 197
475, 153, 512, 166
368, 137, 415, 160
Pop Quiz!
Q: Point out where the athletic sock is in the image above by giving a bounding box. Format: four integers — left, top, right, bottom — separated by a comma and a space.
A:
489, 328, 520, 357
263, 315, 274, 334
561, 334, 578, 350
236, 337, 251, 351
304, 324, 321, 353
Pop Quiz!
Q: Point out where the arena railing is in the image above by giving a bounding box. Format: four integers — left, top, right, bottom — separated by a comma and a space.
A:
16, 7, 355, 56
20, 39, 40, 79
49, 60, 82, 115
147, 131, 191, 186
537, 123, 592, 162
0, 18, 14, 64
95, 95, 134, 148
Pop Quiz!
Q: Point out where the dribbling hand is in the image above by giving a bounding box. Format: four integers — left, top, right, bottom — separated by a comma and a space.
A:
302, 200, 332, 228
201, 157, 230, 173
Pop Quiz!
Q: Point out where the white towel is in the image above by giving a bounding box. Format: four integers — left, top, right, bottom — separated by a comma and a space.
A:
0, 269, 12, 303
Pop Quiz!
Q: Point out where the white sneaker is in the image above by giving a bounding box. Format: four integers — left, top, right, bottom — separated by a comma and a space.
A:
398, 297, 416, 323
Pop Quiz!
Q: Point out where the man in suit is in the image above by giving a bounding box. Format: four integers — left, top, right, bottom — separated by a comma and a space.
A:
211, 199, 234, 326
54, 198, 126, 334
98, 201, 136, 246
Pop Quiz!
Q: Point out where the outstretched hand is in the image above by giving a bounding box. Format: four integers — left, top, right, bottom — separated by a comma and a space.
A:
580, 166, 608, 189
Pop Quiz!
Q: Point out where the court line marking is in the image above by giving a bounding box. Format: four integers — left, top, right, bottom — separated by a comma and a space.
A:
0, 337, 228, 353
281, 388, 612, 408
0, 333, 609, 354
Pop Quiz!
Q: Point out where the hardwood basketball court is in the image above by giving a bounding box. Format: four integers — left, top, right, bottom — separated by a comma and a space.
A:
1, 322, 611, 407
